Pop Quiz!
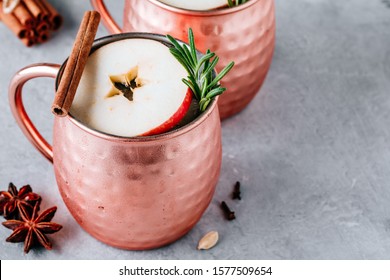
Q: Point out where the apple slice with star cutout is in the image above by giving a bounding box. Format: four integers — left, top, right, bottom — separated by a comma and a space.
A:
158, 0, 228, 11
70, 38, 191, 137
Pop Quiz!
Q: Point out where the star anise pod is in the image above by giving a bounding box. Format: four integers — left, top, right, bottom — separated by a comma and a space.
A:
0, 182, 41, 219
2, 203, 62, 253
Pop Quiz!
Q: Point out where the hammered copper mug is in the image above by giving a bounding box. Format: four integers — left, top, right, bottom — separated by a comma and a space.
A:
8, 33, 222, 250
90, 0, 276, 119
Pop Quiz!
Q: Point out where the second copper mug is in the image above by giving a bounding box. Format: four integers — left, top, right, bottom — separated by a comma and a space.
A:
91, 0, 276, 119
8, 33, 222, 250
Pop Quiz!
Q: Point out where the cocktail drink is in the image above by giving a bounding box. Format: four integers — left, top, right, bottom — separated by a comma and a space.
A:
9, 33, 225, 250
91, 0, 276, 119
71, 38, 193, 136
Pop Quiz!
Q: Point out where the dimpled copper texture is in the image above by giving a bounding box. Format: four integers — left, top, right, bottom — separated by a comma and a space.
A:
51, 34, 222, 250
53, 103, 221, 250
120, 0, 275, 119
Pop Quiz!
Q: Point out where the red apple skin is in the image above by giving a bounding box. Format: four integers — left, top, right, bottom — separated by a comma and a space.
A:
141, 88, 193, 136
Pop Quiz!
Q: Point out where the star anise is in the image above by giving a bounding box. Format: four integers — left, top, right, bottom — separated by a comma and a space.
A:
2, 203, 62, 253
107, 66, 141, 101
0, 182, 41, 219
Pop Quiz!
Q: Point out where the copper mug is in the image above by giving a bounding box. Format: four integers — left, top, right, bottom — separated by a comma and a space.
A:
8, 33, 222, 250
91, 0, 276, 119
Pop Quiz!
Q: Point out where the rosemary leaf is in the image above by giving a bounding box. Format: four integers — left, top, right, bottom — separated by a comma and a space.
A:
196, 52, 215, 74
167, 35, 195, 70
203, 49, 211, 75
206, 87, 226, 99
201, 56, 219, 80
199, 99, 211, 112
183, 44, 196, 68
166, 28, 234, 111
201, 79, 208, 98
182, 78, 199, 100
207, 61, 235, 91
169, 49, 192, 74
188, 75, 202, 99
189, 29, 198, 64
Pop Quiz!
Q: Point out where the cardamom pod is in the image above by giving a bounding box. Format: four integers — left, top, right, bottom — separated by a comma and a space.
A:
197, 231, 219, 250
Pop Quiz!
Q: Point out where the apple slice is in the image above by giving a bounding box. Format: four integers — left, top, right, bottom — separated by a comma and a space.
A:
158, 0, 228, 11
142, 88, 192, 136
70, 38, 191, 137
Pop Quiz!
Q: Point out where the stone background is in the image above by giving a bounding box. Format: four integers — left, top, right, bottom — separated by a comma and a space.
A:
1, 0, 390, 259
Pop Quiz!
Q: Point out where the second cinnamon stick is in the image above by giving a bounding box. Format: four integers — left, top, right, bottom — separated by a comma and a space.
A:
0, 2, 27, 39
39, 0, 63, 30
13, 2, 35, 29
23, 0, 43, 20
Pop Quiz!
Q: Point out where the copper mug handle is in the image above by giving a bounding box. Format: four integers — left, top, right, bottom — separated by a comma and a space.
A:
90, 0, 121, 34
8, 63, 61, 163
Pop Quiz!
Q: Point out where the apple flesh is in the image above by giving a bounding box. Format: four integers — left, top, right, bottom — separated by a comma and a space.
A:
142, 88, 193, 136
158, 0, 228, 11
70, 38, 191, 137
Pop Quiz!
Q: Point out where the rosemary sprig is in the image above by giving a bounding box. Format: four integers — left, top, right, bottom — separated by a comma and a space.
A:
166, 29, 234, 112
227, 0, 249, 7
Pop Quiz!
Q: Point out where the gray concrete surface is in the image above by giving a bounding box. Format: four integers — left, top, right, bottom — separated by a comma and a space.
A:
1, 0, 390, 259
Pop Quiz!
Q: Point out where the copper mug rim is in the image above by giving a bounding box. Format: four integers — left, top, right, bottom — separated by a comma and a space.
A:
56, 32, 219, 143
146, 0, 260, 15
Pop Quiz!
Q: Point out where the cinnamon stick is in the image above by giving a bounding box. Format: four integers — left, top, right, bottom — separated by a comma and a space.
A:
36, 20, 49, 32
35, 0, 50, 22
21, 30, 36, 47
0, 2, 27, 39
22, 36, 35, 47
51, 11, 100, 117
2, 0, 21, 14
12, 2, 35, 29
23, 0, 43, 20
37, 30, 49, 43
39, 0, 62, 30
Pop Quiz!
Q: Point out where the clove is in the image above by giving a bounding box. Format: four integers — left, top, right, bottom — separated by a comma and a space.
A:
232, 181, 241, 200
221, 201, 235, 221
